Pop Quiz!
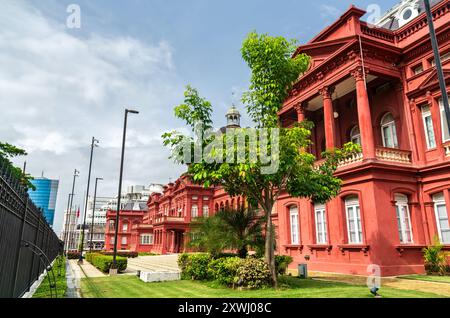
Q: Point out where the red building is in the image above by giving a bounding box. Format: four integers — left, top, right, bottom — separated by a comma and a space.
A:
106, 0, 450, 276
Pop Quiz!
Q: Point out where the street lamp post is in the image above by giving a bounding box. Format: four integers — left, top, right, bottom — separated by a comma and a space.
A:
65, 169, 79, 254
111, 109, 139, 274
424, 0, 450, 133
78, 137, 99, 263
89, 177, 103, 252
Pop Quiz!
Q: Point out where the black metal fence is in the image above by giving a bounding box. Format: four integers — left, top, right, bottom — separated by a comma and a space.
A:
0, 158, 63, 298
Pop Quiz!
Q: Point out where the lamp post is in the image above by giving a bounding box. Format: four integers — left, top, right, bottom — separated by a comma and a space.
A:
65, 169, 79, 254
424, 0, 450, 133
89, 177, 103, 252
111, 109, 139, 274
78, 137, 99, 263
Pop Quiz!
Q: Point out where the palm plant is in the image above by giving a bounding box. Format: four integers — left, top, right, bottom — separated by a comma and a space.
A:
423, 236, 449, 275
188, 206, 264, 258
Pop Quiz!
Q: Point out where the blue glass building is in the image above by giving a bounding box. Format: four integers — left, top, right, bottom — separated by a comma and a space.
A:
28, 177, 59, 227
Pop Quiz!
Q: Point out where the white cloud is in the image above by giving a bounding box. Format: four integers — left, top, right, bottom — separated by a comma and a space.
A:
1, 0, 186, 234
320, 4, 341, 19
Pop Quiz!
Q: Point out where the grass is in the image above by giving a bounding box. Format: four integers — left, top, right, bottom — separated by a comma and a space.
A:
33, 256, 67, 298
399, 275, 450, 284
80, 275, 445, 298
138, 252, 160, 256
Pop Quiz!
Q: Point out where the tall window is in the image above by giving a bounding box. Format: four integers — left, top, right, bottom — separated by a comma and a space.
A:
109, 220, 115, 231
140, 234, 153, 245
191, 204, 199, 218
314, 203, 327, 244
422, 106, 437, 149
345, 196, 363, 244
433, 193, 450, 244
381, 113, 398, 148
121, 236, 127, 245
122, 223, 128, 233
289, 206, 300, 245
350, 126, 361, 145
202, 205, 209, 217
439, 98, 450, 142
395, 194, 413, 244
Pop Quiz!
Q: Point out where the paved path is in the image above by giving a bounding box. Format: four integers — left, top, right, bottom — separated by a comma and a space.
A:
308, 271, 450, 297
126, 254, 180, 275
66, 260, 82, 298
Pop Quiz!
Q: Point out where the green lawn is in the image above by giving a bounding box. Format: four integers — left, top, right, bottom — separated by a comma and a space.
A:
399, 275, 450, 284
80, 275, 444, 298
33, 256, 67, 298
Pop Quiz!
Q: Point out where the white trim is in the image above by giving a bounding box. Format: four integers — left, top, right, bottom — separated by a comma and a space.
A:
422, 106, 437, 149
350, 126, 361, 145
345, 196, 363, 244
433, 193, 450, 244
381, 113, 398, 148
395, 194, 414, 244
289, 206, 300, 245
314, 204, 327, 244
439, 98, 450, 143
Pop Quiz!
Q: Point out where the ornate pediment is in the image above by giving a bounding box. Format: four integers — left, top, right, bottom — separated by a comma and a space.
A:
418, 68, 450, 91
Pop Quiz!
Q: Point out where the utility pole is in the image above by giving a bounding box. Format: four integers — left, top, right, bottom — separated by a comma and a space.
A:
424, 0, 450, 133
79, 137, 99, 263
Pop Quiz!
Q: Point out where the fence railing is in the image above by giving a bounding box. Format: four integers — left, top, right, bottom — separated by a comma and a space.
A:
0, 158, 63, 298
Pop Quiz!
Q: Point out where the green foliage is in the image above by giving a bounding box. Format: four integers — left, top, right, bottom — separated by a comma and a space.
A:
275, 255, 294, 275
236, 257, 272, 289
138, 252, 159, 256
0, 142, 35, 190
188, 207, 264, 258
33, 256, 67, 298
178, 253, 212, 280
100, 251, 139, 258
241, 31, 310, 128
423, 237, 450, 275
207, 257, 243, 286
86, 253, 127, 273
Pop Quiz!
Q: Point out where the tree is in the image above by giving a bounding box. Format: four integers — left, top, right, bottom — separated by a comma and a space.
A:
0, 142, 34, 190
163, 32, 360, 287
189, 207, 264, 258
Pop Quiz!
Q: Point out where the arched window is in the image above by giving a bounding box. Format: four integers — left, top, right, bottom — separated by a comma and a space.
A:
289, 206, 300, 245
395, 194, 413, 244
191, 204, 199, 218
314, 203, 327, 244
350, 126, 361, 146
202, 205, 209, 217
433, 193, 450, 244
381, 113, 398, 148
345, 196, 363, 244
122, 222, 128, 233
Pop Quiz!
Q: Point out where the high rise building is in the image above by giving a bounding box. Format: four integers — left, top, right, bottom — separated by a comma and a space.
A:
28, 177, 59, 227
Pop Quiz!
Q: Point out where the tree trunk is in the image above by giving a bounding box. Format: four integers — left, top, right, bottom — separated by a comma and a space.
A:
263, 202, 277, 288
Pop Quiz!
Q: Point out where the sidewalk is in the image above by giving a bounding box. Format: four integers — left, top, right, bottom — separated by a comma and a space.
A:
69, 259, 106, 278
308, 271, 450, 297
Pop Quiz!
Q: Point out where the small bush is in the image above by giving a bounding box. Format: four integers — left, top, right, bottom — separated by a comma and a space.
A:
67, 251, 81, 260
213, 253, 239, 259
275, 255, 294, 275
423, 237, 449, 275
236, 258, 271, 289
86, 253, 127, 273
178, 253, 211, 280
100, 251, 138, 258
207, 257, 243, 286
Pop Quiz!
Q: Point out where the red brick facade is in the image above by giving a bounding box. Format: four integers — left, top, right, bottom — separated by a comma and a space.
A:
106, 2, 450, 276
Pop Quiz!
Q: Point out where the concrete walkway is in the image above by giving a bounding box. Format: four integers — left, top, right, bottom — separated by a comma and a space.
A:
69, 259, 106, 278
126, 254, 180, 275
66, 260, 82, 298
308, 271, 450, 297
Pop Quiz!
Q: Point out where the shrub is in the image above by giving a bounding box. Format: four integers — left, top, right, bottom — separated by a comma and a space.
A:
138, 252, 159, 256
423, 237, 449, 275
236, 258, 271, 289
178, 253, 211, 280
207, 257, 243, 286
100, 251, 138, 258
275, 255, 294, 275
214, 253, 239, 259
86, 253, 127, 273
67, 251, 81, 260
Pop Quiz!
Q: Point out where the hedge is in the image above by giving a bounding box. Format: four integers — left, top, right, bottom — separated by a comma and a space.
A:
67, 251, 81, 260
86, 253, 127, 273
100, 251, 138, 258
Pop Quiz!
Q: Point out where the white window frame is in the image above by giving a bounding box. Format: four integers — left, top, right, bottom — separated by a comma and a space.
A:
350, 126, 361, 146
345, 196, 363, 244
439, 98, 450, 143
395, 194, 413, 244
381, 113, 399, 148
140, 234, 153, 245
433, 193, 450, 244
122, 223, 128, 233
202, 205, 209, 217
289, 206, 300, 245
191, 204, 199, 218
314, 204, 327, 245
121, 236, 127, 245
422, 106, 437, 149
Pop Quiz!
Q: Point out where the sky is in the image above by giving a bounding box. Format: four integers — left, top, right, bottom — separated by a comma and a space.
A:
1, 0, 400, 234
